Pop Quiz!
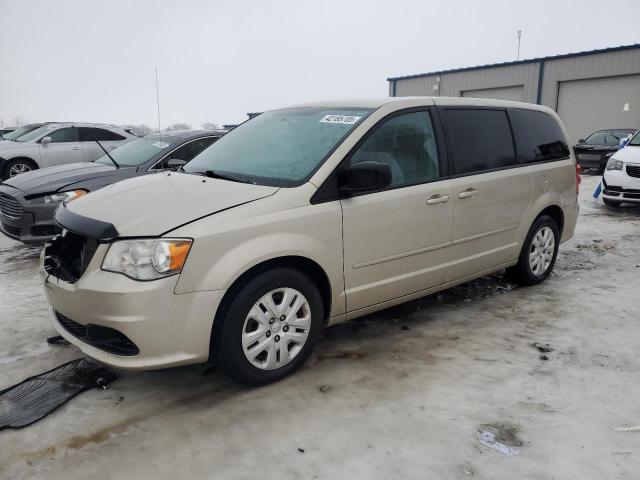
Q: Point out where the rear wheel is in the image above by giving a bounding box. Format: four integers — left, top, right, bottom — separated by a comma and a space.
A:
603, 198, 622, 208
216, 267, 323, 386
4, 158, 37, 179
507, 215, 559, 285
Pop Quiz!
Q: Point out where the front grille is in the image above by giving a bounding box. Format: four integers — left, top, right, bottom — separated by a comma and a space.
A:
1, 223, 21, 238
626, 165, 640, 178
56, 312, 139, 356
0, 193, 23, 219
43, 231, 99, 283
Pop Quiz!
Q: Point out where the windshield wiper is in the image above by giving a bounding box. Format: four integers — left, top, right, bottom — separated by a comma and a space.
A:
85, 131, 120, 169
192, 170, 255, 184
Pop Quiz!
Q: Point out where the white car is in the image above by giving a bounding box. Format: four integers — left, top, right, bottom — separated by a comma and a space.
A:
602, 131, 640, 207
0, 123, 136, 179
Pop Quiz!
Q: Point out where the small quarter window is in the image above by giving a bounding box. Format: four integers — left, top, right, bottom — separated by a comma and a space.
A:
512, 109, 569, 162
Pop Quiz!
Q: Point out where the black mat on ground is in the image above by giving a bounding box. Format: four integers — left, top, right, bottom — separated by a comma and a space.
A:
0, 358, 119, 431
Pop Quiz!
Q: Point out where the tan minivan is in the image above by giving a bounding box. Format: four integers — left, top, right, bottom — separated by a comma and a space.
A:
42, 97, 579, 385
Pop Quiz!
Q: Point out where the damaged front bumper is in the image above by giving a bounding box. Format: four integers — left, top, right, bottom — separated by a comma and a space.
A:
41, 240, 225, 370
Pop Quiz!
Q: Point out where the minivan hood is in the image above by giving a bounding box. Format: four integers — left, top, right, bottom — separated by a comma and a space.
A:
64, 172, 279, 237
612, 145, 640, 162
3, 162, 118, 194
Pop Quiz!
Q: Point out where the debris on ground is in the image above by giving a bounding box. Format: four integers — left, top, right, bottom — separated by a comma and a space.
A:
0, 358, 119, 431
298, 448, 305, 453
46, 335, 70, 346
532, 342, 553, 353
576, 241, 616, 255
539, 354, 549, 361
318, 385, 332, 393
401, 326, 410, 331
476, 423, 522, 456
613, 425, 640, 432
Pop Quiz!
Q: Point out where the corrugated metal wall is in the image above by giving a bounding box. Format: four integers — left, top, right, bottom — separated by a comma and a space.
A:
393, 62, 539, 101
390, 47, 640, 111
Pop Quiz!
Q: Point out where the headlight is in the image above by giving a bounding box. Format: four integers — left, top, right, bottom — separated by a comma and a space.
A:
102, 238, 193, 280
32, 190, 87, 204
605, 158, 624, 171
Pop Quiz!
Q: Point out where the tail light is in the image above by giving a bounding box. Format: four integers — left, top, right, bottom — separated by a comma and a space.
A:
575, 163, 581, 194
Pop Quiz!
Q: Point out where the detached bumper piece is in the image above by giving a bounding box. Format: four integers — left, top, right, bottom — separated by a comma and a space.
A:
0, 359, 118, 431
56, 312, 140, 356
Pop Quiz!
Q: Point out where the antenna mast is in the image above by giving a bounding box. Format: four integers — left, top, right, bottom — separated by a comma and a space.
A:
155, 68, 161, 133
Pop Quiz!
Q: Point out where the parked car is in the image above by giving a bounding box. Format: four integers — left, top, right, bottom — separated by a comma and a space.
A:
0, 123, 136, 179
0, 128, 15, 137
573, 128, 637, 173
0, 130, 226, 243
41, 97, 579, 385
0, 123, 49, 143
602, 130, 640, 207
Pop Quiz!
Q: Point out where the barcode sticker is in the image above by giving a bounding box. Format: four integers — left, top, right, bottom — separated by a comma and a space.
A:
319, 114, 362, 125
152, 141, 170, 148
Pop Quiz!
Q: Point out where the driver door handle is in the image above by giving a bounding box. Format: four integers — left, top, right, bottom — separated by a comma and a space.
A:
426, 194, 450, 205
458, 188, 479, 199
71, 146, 81, 151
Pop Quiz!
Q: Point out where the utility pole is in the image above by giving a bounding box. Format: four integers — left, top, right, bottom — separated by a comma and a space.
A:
155, 68, 161, 133
516, 30, 522, 60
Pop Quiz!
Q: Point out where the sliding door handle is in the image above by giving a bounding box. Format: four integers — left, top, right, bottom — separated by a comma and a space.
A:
426, 194, 450, 205
458, 188, 479, 199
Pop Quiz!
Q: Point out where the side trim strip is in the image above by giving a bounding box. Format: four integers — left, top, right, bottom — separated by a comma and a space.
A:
452, 225, 518, 246
352, 241, 451, 269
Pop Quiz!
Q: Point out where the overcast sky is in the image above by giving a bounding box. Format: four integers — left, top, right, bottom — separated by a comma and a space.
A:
1, 0, 638, 128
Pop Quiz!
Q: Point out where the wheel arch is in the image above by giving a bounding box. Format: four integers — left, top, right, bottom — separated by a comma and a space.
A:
208, 255, 333, 361
2, 156, 39, 177
536, 204, 564, 236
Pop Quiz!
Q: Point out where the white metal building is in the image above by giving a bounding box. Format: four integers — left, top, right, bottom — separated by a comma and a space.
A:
388, 44, 640, 144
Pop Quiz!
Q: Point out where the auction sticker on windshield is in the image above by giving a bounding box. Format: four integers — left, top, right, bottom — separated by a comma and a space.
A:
152, 141, 170, 148
319, 114, 362, 125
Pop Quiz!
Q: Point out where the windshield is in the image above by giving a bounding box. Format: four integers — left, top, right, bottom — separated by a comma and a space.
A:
95, 136, 175, 167
184, 107, 372, 186
14, 124, 59, 142
628, 131, 640, 146
584, 130, 635, 145
2, 125, 42, 141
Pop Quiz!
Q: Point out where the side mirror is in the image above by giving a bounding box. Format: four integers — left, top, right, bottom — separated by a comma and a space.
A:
166, 158, 187, 169
41, 136, 52, 145
340, 160, 392, 194
577, 138, 585, 143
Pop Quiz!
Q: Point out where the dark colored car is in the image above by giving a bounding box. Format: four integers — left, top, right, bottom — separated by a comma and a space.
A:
573, 128, 637, 173
0, 129, 226, 243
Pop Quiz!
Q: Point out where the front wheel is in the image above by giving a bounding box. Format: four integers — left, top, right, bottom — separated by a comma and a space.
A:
4, 158, 37, 179
216, 268, 324, 386
507, 215, 559, 286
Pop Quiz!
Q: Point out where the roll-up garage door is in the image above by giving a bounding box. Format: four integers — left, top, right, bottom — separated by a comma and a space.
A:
557, 74, 640, 145
461, 85, 524, 102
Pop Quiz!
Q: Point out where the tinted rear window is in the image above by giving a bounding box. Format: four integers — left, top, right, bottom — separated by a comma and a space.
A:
80, 127, 126, 142
512, 109, 569, 162
442, 109, 516, 175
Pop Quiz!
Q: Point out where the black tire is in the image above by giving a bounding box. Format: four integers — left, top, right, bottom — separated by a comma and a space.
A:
603, 198, 622, 208
216, 267, 324, 386
3, 158, 38, 179
507, 215, 560, 286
